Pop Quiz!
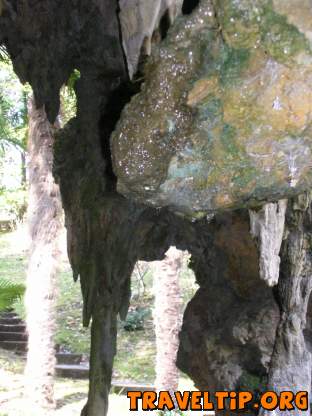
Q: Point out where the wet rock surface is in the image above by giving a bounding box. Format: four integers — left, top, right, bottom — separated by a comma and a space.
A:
112, 0, 312, 216
1, 1, 312, 416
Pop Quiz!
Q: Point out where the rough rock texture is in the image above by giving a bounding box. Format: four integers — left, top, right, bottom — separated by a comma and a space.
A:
178, 211, 280, 411
0, 0, 126, 122
1, 1, 312, 416
112, 0, 312, 216
264, 193, 312, 415
178, 196, 312, 414
249, 200, 287, 286
119, 0, 183, 77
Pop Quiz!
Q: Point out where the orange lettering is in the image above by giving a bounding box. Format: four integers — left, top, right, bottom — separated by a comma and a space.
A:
238, 391, 253, 409
127, 391, 142, 411
295, 391, 308, 410
279, 391, 295, 410
215, 391, 228, 410
174, 391, 190, 410
142, 391, 157, 410
190, 391, 202, 410
260, 391, 278, 410
158, 391, 175, 411
203, 391, 214, 410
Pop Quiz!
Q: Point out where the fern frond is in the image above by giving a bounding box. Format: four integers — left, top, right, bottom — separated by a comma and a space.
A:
0, 278, 25, 311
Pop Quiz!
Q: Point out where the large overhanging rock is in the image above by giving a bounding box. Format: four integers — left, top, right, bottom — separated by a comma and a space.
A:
112, 0, 312, 216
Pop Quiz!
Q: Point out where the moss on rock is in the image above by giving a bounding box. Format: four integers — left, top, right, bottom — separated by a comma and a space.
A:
112, 0, 312, 216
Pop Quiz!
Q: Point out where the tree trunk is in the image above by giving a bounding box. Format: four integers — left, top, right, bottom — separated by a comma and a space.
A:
21, 150, 26, 186
24, 96, 62, 415
153, 246, 183, 394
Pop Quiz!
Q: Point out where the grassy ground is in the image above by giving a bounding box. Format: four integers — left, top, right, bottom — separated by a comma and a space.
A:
0, 349, 138, 416
0, 228, 198, 385
0, 350, 208, 416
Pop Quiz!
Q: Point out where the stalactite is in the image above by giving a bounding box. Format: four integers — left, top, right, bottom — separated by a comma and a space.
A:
249, 200, 288, 286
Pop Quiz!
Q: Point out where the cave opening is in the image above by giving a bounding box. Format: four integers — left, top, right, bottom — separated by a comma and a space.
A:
182, 0, 200, 15
99, 80, 140, 191
158, 10, 171, 40
117, 249, 196, 390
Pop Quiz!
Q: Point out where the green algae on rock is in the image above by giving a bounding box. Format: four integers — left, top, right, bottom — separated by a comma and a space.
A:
112, 0, 312, 215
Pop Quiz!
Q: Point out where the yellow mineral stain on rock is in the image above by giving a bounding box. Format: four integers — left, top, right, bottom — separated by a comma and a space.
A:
273, 0, 312, 43
257, 65, 312, 132
214, 193, 234, 209
221, 53, 312, 136
187, 77, 219, 107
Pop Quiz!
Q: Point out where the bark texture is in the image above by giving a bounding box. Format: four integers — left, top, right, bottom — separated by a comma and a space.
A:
1, 2, 312, 416
24, 96, 62, 414
153, 246, 183, 393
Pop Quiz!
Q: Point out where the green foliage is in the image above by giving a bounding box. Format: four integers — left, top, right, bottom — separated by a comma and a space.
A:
0, 230, 198, 384
60, 69, 80, 126
66, 69, 80, 92
55, 269, 90, 353
121, 306, 150, 331
0, 277, 25, 311
0, 63, 29, 152
0, 188, 27, 223
114, 327, 156, 382
60, 86, 77, 126
0, 61, 29, 200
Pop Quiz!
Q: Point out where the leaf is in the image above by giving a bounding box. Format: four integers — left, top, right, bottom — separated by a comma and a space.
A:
0, 278, 25, 311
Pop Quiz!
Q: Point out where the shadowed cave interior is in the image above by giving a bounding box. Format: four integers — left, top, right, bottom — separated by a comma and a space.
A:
1, 1, 312, 415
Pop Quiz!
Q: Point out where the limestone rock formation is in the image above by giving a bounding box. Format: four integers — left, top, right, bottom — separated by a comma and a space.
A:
178, 211, 280, 401
119, 0, 183, 78
249, 200, 287, 286
178, 195, 312, 415
112, 0, 312, 216
1, 1, 312, 416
